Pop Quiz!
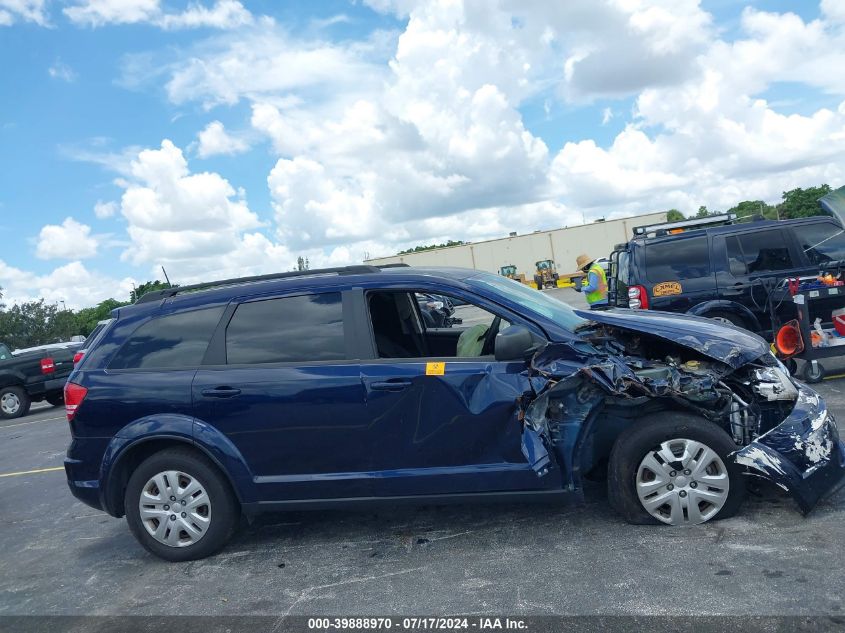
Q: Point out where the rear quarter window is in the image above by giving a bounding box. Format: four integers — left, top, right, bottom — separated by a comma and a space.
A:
109, 307, 224, 370
645, 236, 711, 282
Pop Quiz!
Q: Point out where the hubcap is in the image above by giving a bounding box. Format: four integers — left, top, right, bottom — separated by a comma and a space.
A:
1, 392, 20, 415
711, 316, 733, 325
139, 470, 211, 547
636, 438, 730, 525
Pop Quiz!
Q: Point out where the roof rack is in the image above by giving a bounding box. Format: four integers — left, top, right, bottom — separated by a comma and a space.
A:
632, 213, 737, 238
134, 264, 408, 304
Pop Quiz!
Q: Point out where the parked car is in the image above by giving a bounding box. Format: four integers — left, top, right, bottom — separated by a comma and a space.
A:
72, 320, 112, 365
416, 293, 461, 328
609, 206, 845, 336
0, 341, 80, 418
65, 265, 844, 561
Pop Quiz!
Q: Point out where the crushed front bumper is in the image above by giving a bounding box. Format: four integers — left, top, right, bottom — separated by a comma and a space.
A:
733, 385, 845, 513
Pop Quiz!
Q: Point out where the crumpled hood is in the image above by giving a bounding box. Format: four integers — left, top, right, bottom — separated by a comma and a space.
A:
574, 308, 770, 369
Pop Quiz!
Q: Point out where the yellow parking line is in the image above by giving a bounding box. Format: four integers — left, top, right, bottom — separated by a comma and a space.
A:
0, 416, 66, 430
0, 466, 64, 478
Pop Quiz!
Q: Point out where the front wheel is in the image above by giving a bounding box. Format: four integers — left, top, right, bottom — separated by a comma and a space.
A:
124, 448, 239, 561
608, 412, 745, 526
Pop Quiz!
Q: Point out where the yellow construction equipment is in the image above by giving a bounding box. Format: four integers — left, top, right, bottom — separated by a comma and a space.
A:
499, 264, 527, 284
533, 260, 560, 289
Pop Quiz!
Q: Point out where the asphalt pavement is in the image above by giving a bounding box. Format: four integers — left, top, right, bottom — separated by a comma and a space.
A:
1, 289, 844, 616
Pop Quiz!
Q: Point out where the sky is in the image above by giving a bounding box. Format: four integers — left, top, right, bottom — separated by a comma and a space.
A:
1, 0, 845, 309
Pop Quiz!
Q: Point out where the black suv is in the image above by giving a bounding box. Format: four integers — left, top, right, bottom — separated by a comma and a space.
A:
609, 212, 845, 335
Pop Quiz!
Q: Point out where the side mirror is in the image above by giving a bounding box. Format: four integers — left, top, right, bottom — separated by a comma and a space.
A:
494, 325, 535, 361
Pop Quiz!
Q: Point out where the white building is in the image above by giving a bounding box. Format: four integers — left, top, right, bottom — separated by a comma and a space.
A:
364, 211, 668, 279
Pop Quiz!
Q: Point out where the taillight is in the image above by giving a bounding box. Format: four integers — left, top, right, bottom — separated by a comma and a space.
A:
40, 357, 55, 374
73, 351, 84, 364
64, 382, 88, 422
628, 285, 649, 309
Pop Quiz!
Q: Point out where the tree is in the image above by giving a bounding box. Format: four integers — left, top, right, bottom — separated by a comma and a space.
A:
398, 239, 466, 255
695, 205, 710, 218
296, 256, 310, 271
665, 209, 685, 222
776, 184, 832, 219
727, 199, 776, 220
0, 300, 60, 349
75, 298, 129, 336
130, 280, 172, 303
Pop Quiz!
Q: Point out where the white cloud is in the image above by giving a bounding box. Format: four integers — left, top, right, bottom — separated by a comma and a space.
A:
116, 140, 263, 275
64, 0, 252, 30
196, 120, 250, 158
36, 217, 99, 260
93, 200, 117, 219
0, 260, 135, 310
12, 0, 845, 307
0, 0, 47, 26
159, 23, 388, 108
48, 59, 76, 82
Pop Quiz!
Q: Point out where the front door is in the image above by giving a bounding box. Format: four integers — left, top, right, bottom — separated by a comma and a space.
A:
358, 289, 561, 497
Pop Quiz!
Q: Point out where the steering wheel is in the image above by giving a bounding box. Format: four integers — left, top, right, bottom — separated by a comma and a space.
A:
480, 316, 502, 356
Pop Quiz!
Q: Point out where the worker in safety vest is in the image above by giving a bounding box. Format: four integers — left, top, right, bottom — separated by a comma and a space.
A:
573, 253, 608, 309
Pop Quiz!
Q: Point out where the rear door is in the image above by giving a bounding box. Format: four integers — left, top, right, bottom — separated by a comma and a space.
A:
714, 228, 807, 330
642, 234, 716, 312
191, 290, 376, 502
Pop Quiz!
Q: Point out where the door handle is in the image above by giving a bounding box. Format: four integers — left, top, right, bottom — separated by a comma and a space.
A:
201, 387, 242, 398
370, 380, 412, 391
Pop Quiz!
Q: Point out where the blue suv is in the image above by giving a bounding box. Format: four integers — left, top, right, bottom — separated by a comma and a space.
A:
64, 266, 845, 560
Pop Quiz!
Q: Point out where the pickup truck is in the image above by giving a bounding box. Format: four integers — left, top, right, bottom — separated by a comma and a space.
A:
0, 341, 80, 419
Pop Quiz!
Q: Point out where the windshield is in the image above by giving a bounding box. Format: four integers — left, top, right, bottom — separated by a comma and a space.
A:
468, 272, 586, 331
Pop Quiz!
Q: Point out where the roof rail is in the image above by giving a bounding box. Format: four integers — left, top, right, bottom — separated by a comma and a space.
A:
632, 213, 737, 238
134, 265, 387, 304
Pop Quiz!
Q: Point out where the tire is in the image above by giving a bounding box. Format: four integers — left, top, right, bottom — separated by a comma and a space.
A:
124, 447, 240, 561
45, 393, 64, 407
0, 385, 31, 420
608, 412, 746, 526
706, 310, 747, 330
802, 361, 826, 384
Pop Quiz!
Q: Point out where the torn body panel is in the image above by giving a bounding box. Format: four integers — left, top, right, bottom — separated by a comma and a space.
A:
734, 386, 845, 513
519, 311, 845, 515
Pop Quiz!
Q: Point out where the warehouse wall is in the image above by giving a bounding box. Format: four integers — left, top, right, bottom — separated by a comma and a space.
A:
365, 211, 668, 278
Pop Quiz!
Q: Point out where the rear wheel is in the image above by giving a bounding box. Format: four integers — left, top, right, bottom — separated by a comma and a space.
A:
0, 386, 31, 419
124, 448, 239, 561
45, 393, 63, 407
706, 310, 747, 330
608, 412, 745, 525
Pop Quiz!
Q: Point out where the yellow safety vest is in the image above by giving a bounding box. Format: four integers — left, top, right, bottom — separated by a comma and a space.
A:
584, 263, 608, 305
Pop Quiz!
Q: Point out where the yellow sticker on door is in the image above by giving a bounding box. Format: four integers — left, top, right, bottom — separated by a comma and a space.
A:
652, 281, 682, 297
426, 362, 446, 375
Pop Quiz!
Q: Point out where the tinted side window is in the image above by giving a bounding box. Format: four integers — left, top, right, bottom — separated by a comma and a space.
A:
731, 230, 794, 274
792, 223, 845, 266
110, 307, 224, 369
645, 236, 710, 282
226, 293, 345, 364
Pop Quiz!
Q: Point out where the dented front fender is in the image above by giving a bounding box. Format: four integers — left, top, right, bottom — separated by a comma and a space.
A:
733, 385, 845, 513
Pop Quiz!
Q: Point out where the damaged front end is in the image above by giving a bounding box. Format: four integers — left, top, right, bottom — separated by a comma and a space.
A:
519, 310, 845, 516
